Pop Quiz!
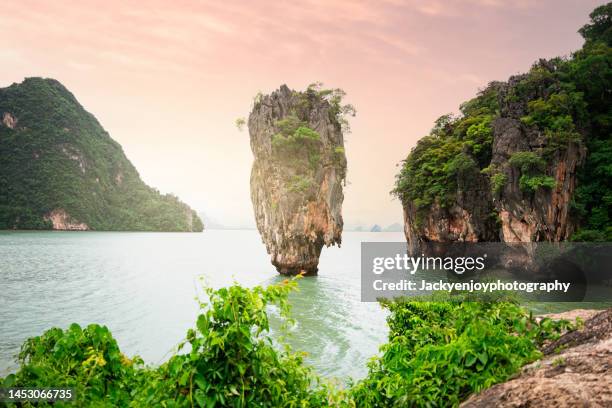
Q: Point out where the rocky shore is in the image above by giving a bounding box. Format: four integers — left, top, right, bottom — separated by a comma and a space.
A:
463, 308, 612, 407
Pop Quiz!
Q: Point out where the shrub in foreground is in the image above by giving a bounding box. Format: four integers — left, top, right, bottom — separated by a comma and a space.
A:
349, 294, 572, 407
1, 279, 345, 407
1, 284, 572, 407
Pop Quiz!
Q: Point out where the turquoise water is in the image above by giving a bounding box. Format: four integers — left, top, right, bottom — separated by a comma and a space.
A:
0, 230, 395, 379
1, 230, 608, 380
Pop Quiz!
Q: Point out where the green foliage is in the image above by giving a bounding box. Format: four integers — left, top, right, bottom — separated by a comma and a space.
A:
464, 115, 494, 159
393, 94, 496, 210
304, 82, 356, 133
508, 151, 545, 173
1, 281, 580, 407
2, 323, 143, 407
132, 279, 336, 407
503, 64, 557, 104
552, 356, 566, 367
275, 115, 306, 136
271, 127, 321, 147
271, 116, 321, 153
350, 297, 572, 407
570, 228, 612, 242
267, 86, 349, 196
490, 172, 508, 194
578, 2, 612, 45
445, 152, 478, 177
519, 174, 557, 193
235, 117, 246, 131
520, 92, 584, 147
508, 152, 556, 193
459, 84, 500, 116
271, 118, 323, 183
0, 78, 203, 231
1, 280, 348, 407
294, 126, 321, 142
522, 92, 585, 127
569, 8, 612, 239
287, 175, 313, 194
333, 146, 346, 166
393, 134, 463, 209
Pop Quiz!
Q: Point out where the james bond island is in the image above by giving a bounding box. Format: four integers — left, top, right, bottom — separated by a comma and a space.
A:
248, 84, 353, 275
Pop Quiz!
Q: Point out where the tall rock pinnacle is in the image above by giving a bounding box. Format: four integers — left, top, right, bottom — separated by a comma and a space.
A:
248, 84, 351, 275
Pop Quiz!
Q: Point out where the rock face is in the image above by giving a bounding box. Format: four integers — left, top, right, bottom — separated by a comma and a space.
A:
44, 209, 89, 230
2, 112, 16, 129
462, 308, 612, 407
491, 75, 585, 243
402, 174, 497, 250
248, 85, 347, 275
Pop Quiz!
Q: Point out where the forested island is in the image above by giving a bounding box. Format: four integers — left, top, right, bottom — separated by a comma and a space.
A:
0, 78, 203, 232
393, 4, 611, 246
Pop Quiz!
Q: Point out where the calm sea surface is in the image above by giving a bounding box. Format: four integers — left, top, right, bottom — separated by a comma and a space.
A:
1, 230, 607, 380
0, 230, 398, 380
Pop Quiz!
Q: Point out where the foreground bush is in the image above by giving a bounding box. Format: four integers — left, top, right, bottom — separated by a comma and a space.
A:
1, 283, 572, 407
349, 294, 572, 407
1, 278, 345, 407
1, 323, 141, 407
129, 280, 336, 407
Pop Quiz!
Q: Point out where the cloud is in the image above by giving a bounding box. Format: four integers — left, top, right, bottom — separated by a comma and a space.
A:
0, 0, 426, 74
402, 0, 536, 17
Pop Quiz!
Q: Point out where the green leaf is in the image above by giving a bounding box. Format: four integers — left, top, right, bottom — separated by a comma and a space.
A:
465, 353, 477, 367
193, 389, 207, 408
194, 373, 207, 390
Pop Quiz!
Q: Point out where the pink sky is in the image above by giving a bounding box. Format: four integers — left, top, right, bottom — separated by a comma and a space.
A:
0, 0, 601, 227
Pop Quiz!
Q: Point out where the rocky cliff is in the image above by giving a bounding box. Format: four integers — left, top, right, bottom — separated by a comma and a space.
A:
400, 72, 585, 249
248, 84, 351, 275
395, 17, 611, 246
0, 77, 203, 231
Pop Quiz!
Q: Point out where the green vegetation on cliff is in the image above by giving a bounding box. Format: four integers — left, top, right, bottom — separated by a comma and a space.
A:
262, 83, 350, 199
393, 3, 612, 240
0, 78, 203, 231
392, 88, 497, 210
1, 280, 572, 407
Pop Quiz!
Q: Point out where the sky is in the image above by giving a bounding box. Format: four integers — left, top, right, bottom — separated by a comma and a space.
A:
0, 0, 602, 227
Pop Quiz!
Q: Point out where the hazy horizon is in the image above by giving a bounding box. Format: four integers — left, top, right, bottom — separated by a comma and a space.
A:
0, 0, 602, 227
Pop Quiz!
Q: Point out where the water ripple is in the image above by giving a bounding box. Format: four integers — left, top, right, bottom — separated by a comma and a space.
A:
0, 230, 394, 380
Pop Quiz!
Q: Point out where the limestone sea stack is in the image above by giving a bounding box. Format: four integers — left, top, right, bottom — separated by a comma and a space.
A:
248, 84, 351, 275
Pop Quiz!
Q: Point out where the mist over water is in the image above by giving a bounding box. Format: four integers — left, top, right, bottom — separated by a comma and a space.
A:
0, 230, 395, 379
